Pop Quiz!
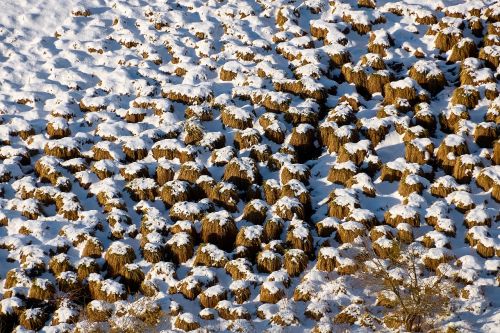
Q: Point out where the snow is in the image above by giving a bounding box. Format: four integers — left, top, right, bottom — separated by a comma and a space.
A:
432, 175, 460, 189
343, 140, 371, 154
332, 193, 359, 209
465, 206, 491, 224
164, 180, 190, 197
107, 241, 132, 256
283, 179, 309, 195
243, 225, 263, 240
443, 134, 466, 147
468, 227, 496, 248
167, 232, 191, 247
359, 117, 390, 130
198, 244, 227, 262
45, 137, 79, 150
390, 77, 416, 90
424, 247, 452, 260
291, 223, 310, 239
374, 236, 395, 249
410, 137, 433, 152
389, 204, 418, 219
420, 230, 449, 248
0, 0, 499, 331
121, 137, 150, 150
319, 247, 339, 259
340, 221, 365, 232
479, 166, 500, 184
332, 161, 358, 173
318, 217, 339, 228
203, 285, 225, 297
404, 173, 426, 186
0, 297, 24, 315
205, 210, 233, 227
446, 190, 474, 207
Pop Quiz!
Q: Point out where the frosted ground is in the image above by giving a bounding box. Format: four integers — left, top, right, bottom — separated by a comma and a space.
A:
0, 0, 499, 332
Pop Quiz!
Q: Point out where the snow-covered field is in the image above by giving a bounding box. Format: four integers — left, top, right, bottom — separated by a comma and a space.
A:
0, 0, 499, 331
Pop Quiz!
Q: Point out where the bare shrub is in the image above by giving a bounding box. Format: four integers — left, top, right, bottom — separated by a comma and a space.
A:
355, 241, 459, 332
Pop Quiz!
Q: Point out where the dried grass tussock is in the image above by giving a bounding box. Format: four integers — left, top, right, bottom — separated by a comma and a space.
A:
105, 242, 136, 277
20, 308, 49, 331
284, 249, 309, 277
201, 211, 238, 251
0, 0, 499, 331
451, 85, 480, 109
449, 38, 478, 62
408, 60, 446, 94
